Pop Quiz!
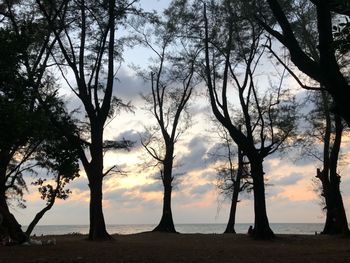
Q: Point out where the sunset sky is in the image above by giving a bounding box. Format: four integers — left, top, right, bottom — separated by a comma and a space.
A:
12, 0, 350, 227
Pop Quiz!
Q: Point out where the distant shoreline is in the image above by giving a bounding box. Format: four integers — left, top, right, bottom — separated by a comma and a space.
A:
22, 223, 326, 236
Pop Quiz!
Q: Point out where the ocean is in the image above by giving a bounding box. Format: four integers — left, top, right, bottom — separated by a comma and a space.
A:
26, 223, 324, 236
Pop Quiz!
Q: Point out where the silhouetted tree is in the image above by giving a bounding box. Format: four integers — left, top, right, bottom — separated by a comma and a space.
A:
201, 0, 297, 239
0, 1, 64, 243
135, 15, 199, 232
210, 126, 251, 234
259, 0, 350, 125
303, 91, 349, 235
165, 0, 297, 239
25, 132, 80, 237
36, 0, 136, 240
261, 1, 350, 235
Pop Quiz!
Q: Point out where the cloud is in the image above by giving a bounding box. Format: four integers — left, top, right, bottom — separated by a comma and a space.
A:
201, 170, 217, 181
272, 172, 304, 186
265, 186, 283, 199
207, 142, 229, 159
277, 184, 317, 202
340, 178, 350, 197
293, 156, 320, 167
342, 139, 350, 151
69, 177, 89, 191
190, 102, 212, 116
266, 196, 324, 223
190, 183, 213, 197
113, 129, 144, 148
177, 136, 209, 172
114, 67, 148, 103
105, 187, 161, 210
104, 188, 130, 201
138, 181, 162, 192
103, 188, 149, 209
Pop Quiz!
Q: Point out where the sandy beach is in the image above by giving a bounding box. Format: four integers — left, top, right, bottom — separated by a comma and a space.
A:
0, 233, 349, 263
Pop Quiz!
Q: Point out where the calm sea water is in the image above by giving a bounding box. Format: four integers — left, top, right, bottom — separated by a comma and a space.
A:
25, 223, 324, 236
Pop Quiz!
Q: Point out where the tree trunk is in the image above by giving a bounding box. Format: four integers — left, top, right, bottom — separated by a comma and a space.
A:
317, 168, 332, 234
322, 181, 350, 235
25, 202, 54, 237
224, 148, 244, 234
26, 174, 63, 237
87, 175, 111, 240
153, 183, 176, 233
0, 196, 27, 244
84, 120, 111, 241
0, 161, 27, 244
251, 161, 274, 239
317, 169, 349, 236
316, 114, 349, 235
329, 184, 349, 235
224, 192, 238, 234
328, 115, 349, 235
153, 158, 176, 233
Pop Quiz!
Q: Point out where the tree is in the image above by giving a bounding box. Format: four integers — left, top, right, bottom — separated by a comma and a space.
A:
210, 126, 252, 234
135, 15, 198, 232
164, 0, 297, 239
0, 36, 79, 242
25, 128, 80, 237
261, 0, 349, 235
259, 0, 350, 125
36, 0, 136, 240
0, 1, 65, 243
199, 0, 297, 239
303, 91, 349, 235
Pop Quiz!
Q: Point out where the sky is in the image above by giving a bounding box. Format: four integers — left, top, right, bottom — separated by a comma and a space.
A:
11, 0, 350, 227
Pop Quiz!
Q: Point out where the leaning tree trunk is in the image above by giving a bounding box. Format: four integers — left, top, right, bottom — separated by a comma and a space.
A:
153, 158, 176, 233
26, 174, 63, 237
250, 160, 274, 239
25, 198, 56, 237
224, 190, 239, 234
224, 149, 244, 234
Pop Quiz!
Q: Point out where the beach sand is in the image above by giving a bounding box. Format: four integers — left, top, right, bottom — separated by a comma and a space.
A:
0, 232, 349, 262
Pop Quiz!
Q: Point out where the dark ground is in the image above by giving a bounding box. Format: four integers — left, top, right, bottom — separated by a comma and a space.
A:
1, 232, 350, 263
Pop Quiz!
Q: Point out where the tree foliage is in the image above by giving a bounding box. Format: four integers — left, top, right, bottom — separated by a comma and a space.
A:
260, 0, 350, 125
0, 0, 80, 242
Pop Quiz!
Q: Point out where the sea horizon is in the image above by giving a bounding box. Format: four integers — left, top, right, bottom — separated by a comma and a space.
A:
24, 223, 327, 236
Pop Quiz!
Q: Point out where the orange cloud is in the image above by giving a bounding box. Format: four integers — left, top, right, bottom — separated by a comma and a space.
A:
25, 191, 42, 202
68, 189, 90, 203
277, 184, 318, 201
